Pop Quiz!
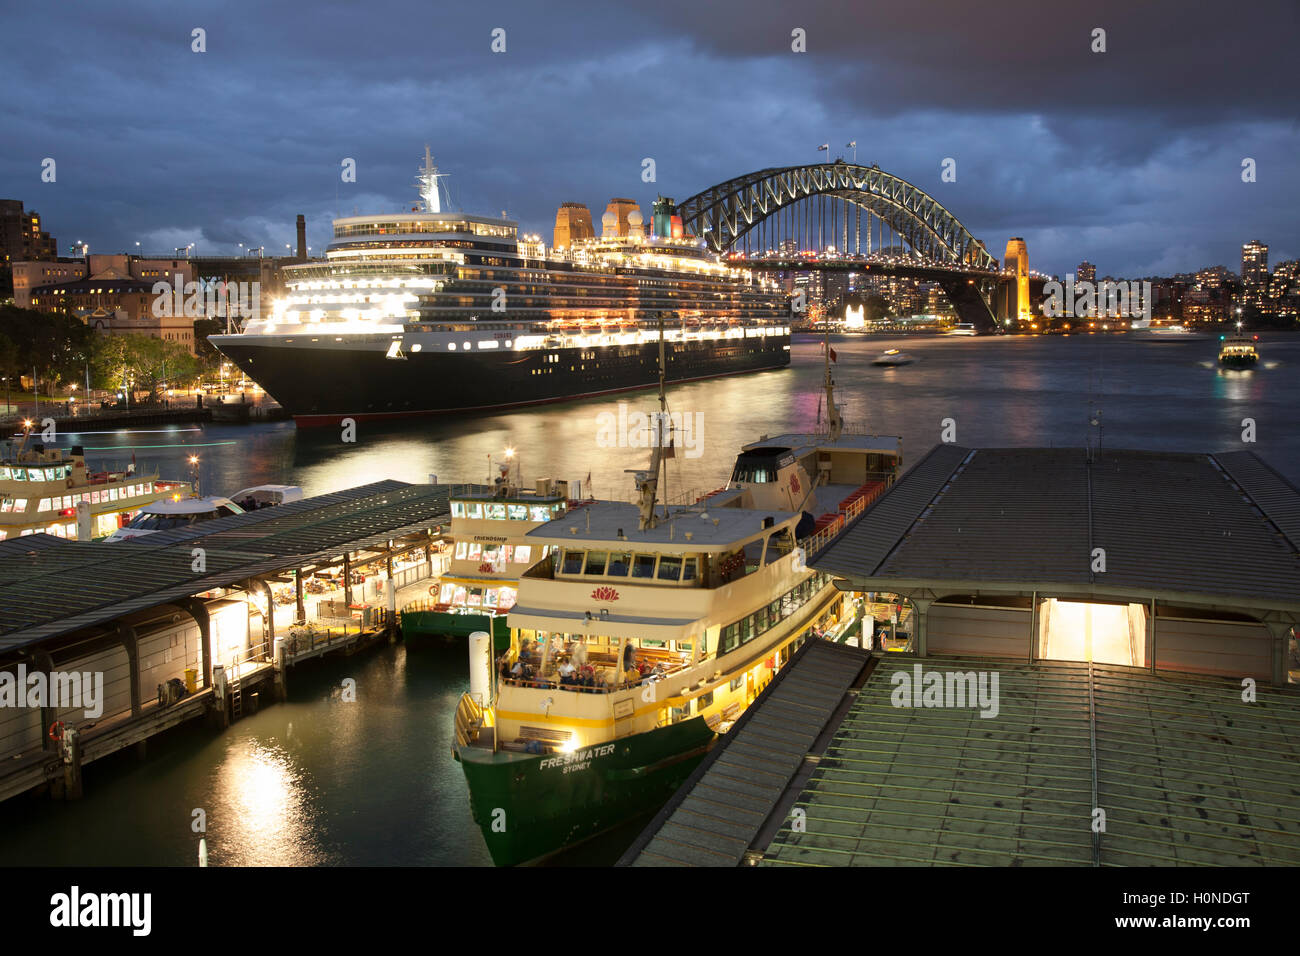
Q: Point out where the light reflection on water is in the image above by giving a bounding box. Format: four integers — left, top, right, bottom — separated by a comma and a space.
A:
209, 739, 331, 867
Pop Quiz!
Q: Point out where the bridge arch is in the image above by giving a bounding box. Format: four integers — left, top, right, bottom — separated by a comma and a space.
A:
675, 162, 996, 270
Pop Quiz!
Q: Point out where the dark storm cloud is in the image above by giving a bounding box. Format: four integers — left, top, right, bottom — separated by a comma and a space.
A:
2, 0, 1296, 277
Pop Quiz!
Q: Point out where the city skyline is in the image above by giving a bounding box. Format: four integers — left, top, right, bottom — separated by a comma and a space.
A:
3, 0, 1298, 277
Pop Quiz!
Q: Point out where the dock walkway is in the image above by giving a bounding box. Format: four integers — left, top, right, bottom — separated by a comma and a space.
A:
620, 640, 871, 867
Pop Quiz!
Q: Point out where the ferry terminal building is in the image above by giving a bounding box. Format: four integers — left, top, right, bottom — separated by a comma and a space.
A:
816, 444, 1300, 682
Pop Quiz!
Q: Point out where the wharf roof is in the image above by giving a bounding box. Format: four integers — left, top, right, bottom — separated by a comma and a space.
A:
759, 655, 1300, 867
742, 433, 902, 455
624, 646, 1300, 867
0, 481, 450, 649
813, 444, 1300, 610
525, 501, 797, 550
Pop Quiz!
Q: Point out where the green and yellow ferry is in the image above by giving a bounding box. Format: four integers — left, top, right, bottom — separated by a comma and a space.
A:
453, 352, 900, 865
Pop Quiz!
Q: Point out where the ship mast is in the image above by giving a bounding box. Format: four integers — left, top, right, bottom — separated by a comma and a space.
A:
823, 318, 843, 441
631, 312, 668, 530
416, 146, 447, 213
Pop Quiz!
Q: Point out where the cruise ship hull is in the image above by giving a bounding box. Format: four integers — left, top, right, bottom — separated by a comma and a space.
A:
456, 717, 715, 866
214, 333, 790, 426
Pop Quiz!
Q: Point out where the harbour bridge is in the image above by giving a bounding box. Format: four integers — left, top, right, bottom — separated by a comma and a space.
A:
675, 161, 1033, 330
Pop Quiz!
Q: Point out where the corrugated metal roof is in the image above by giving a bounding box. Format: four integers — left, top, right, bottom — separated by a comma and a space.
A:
0, 481, 451, 649
623, 641, 869, 867
812, 442, 971, 574
813, 447, 1300, 605
759, 656, 1300, 866
1214, 450, 1300, 550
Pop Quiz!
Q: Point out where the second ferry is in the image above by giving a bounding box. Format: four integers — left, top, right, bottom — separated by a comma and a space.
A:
211, 150, 791, 426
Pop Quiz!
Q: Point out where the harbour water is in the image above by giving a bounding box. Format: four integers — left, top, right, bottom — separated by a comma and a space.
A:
1, 331, 1295, 866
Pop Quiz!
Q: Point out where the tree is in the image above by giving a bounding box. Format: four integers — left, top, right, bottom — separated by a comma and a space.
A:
193, 317, 225, 370
90, 333, 201, 403
0, 304, 96, 391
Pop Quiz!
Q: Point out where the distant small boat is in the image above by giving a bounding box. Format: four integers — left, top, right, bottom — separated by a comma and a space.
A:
872, 348, 915, 366
1218, 333, 1260, 369
1128, 319, 1212, 342
944, 323, 977, 336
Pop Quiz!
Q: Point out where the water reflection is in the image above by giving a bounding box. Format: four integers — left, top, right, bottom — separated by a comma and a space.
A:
210, 739, 330, 866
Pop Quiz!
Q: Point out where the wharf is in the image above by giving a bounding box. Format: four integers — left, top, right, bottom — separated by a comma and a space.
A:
0, 479, 451, 804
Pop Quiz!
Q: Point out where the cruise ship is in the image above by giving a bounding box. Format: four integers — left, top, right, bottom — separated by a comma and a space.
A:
210, 151, 791, 426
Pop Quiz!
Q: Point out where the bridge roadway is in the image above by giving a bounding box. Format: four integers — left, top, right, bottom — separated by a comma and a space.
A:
735, 256, 1049, 331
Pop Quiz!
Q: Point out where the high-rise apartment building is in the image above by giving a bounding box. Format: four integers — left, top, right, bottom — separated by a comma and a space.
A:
0, 199, 58, 263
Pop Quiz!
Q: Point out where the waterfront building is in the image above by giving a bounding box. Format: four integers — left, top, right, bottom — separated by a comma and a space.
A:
13, 254, 192, 309
1267, 260, 1300, 320
29, 264, 196, 353
1076, 260, 1096, 285
1242, 240, 1269, 311
1241, 239, 1268, 283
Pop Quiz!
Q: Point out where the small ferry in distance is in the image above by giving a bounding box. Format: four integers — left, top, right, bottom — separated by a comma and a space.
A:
1218, 331, 1260, 369
452, 329, 901, 865
1, 423, 190, 541
872, 348, 915, 366
944, 322, 978, 336
1128, 318, 1212, 342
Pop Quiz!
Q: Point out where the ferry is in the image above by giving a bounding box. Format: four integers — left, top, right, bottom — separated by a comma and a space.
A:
452, 335, 900, 865
1218, 332, 1260, 369
872, 348, 915, 366
210, 150, 791, 427
0, 426, 191, 542
944, 322, 978, 336
403, 467, 572, 649
1128, 318, 1212, 342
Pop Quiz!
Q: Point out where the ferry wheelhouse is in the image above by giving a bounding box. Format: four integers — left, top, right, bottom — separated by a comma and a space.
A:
0, 430, 191, 542
453, 341, 901, 865
210, 151, 791, 426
